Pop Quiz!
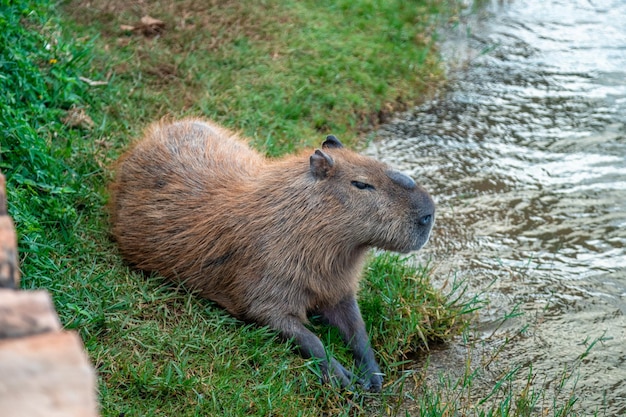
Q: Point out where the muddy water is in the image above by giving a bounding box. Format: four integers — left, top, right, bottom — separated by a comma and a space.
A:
368, 0, 626, 414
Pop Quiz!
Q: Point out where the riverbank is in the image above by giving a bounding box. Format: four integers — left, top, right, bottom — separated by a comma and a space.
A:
1, 0, 588, 415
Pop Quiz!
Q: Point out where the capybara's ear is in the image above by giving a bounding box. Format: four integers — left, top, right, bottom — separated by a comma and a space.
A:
322, 135, 343, 149
310, 149, 335, 179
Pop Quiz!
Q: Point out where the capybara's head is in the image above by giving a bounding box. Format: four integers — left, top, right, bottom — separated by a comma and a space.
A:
309, 135, 435, 253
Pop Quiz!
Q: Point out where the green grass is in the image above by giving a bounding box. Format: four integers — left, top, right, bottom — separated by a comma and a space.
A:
0, 0, 593, 415
61, 0, 446, 154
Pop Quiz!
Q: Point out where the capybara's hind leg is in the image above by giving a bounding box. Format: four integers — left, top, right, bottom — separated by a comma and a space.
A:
270, 315, 359, 389
320, 296, 383, 392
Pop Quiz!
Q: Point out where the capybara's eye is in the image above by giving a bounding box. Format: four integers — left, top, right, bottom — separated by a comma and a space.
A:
351, 181, 375, 191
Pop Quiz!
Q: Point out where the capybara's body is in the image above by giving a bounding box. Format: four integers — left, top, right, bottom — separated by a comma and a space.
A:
110, 119, 435, 391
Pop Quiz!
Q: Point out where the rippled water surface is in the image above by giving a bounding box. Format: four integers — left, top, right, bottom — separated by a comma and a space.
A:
368, 0, 626, 413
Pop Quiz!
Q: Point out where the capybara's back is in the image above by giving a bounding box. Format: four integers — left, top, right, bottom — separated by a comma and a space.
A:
109, 118, 435, 391
110, 119, 264, 290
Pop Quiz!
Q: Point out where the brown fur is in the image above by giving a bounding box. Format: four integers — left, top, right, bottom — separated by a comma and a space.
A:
109, 118, 435, 390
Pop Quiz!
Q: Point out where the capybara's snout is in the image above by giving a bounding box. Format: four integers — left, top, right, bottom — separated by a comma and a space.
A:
412, 186, 435, 250
383, 168, 435, 252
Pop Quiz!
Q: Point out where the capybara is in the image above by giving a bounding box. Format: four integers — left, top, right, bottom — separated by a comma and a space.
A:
109, 119, 435, 391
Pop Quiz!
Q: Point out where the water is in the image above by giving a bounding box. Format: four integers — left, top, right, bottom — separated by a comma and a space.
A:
367, 0, 626, 413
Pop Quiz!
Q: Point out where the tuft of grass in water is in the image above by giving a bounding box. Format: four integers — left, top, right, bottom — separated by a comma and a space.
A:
1, 0, 596, 415
362, 253, 478, 361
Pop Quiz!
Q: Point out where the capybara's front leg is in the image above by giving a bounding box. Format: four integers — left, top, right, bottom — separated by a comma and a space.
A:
320, 295, 383, 392
271, 315, 358, 389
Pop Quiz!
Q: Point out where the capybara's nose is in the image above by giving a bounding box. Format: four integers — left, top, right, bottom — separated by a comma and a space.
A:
415, 190, 435, 230
419, 214, 433, 226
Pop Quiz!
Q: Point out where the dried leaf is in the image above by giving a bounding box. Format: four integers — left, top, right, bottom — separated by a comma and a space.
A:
79, 76, 108, 87
62, 107, 94, 130
120, 15, 165, 37
140, 15, 164, 27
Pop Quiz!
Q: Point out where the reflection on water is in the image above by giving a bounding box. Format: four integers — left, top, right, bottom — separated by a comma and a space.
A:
368, 0, 626, 413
